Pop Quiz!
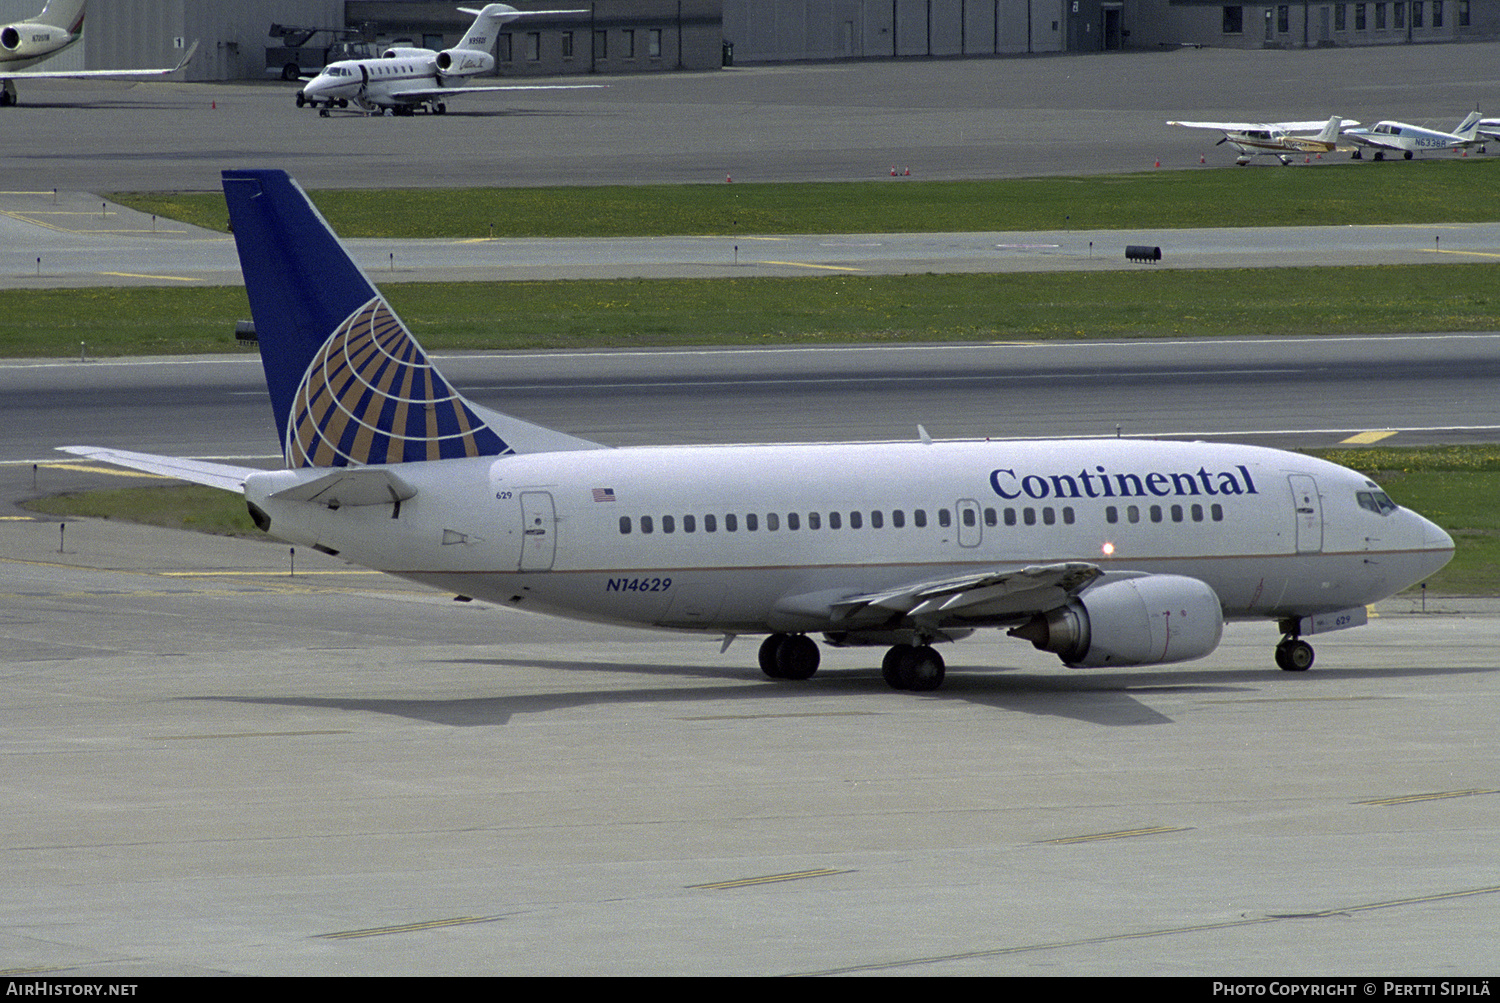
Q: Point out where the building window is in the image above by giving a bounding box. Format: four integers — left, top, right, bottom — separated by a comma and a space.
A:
622, 29, 635, 59
1413, 1, 1425, 25
649, 28, 663, 57
1375, 3, 1386, 27
498, 33, 512, 61
526, 32, 540, 60
1336, 4, 1347, 28
1223, 5, 1244, 32
1459, 0, 1469, 25
1356, 2, 1367, 26
561, 31, 574, 58
1278, 5, 1290, 30
1394, 1, 1405, 27
593, 29, 607, 60
1433, 0, 1443, 25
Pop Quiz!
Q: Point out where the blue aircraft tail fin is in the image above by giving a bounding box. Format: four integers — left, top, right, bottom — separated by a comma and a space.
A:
222, 169, 513, 467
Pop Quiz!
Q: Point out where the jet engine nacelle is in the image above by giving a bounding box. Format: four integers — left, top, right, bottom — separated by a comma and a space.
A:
1009, 575, 1223, 668
1, 24, 67, 56
435, 47, 495, 76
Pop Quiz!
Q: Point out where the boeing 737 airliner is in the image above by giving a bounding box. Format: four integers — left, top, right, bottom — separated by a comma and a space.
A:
63, 169, 1455, 692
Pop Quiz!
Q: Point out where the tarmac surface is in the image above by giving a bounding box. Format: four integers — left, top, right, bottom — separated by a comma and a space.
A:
3, 46, 1499, 978
3, 44, 1499, 191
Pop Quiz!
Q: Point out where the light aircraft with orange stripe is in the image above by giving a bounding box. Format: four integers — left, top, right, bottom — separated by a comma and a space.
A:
1167, 115, 1358, 165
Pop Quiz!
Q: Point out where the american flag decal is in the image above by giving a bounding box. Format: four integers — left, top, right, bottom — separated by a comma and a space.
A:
592, 488, 616, 502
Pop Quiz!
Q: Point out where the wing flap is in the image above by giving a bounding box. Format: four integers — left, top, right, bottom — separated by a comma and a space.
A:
770, 562, 1101, 633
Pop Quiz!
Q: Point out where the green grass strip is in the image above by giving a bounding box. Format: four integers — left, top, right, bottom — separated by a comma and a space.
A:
5, 264, 1499, 358
112, 159, 1500, 238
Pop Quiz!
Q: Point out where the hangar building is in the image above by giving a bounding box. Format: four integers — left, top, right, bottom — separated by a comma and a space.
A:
2, 0, 1495, 81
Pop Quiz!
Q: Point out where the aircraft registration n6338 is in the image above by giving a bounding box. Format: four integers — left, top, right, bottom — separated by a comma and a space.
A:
62, 170, 1454, 692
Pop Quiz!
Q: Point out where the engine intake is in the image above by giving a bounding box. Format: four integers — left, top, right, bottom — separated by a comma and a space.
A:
1009, 575, 1223, 667
2, 24, 65, 56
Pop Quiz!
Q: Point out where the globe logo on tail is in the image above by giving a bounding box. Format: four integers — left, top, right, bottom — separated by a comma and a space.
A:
286, 297, 509, 467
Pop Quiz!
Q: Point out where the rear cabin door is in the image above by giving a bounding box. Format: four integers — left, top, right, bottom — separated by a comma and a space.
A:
520, 491, 557, 571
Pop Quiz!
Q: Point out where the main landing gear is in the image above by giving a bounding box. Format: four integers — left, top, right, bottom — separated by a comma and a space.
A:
758, 633, 819, 680
1274, 632, 1315, 672
757, 633, 946, 691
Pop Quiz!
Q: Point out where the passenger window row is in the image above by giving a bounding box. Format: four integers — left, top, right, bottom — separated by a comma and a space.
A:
617, 506, 1082, 535
1104, 503, 1224, 524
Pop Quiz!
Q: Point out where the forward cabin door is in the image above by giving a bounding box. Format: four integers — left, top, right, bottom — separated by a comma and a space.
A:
520, 491, 557, 571
1288, 475, 1323, 554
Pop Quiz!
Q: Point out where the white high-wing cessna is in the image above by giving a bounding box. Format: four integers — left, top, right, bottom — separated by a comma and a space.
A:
297, 3, 597, 117
1, 0, 195, 108
1166, 115, 1358, 166
62, 169, 1455, 692
1344, 111, 1486, 160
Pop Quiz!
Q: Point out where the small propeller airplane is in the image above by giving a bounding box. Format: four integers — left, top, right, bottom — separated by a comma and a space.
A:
297, 3, 600, 117
1343, 110, 1486, 160
1166, 115, 1358, 166
1, 0, 196, 108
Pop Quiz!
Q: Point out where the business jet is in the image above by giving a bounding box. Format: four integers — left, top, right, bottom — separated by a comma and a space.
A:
297, 3, 596, 117
61, 169, 1454, 692
1, 0, 195, 108
1344, 111, 1486, 160
1166, 116, 1358, 166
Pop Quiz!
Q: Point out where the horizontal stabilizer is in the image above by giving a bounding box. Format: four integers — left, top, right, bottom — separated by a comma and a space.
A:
57, 446, 257, 494
267, 466, 417, 509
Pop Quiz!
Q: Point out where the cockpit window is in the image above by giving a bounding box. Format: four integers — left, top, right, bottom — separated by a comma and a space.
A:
1356, 490, 1398, 515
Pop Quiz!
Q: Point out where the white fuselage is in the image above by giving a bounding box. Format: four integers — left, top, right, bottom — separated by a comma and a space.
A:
1346, 121, 1475, 154
301, 54, 439, 110
244, 439, 1452, 636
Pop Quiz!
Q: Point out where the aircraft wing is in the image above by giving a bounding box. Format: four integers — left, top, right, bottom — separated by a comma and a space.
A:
1168, 120, 1273, 132
7, 40, 198, 81
386, 83, 605, 103
833, 562, 1102, 622
57, 444, 257, 494
1342, 128, 1406, 151
770, 561, 1102, 634
1167, 119, 1357, 133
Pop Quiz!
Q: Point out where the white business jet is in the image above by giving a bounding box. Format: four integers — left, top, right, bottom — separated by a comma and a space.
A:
62, 170, 1454, 692
1166, 116, 1358, 166
1, 0, 195, 108
298, 4, 596, 117
1343, 111, 1486, 160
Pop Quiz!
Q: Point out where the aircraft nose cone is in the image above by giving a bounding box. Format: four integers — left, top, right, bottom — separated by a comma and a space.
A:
1416, 514, 1455, 579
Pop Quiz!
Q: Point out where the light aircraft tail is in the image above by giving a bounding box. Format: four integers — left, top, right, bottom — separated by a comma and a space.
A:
1455, 109, 1483, 142
221, 169, 601, 469
1316, 115, 1343, 144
